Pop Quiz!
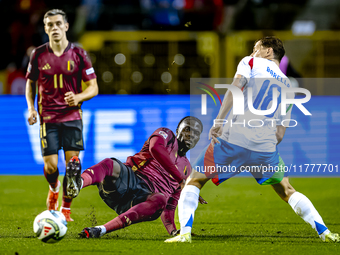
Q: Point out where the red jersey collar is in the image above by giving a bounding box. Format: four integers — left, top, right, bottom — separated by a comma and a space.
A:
47, 41, 71, 54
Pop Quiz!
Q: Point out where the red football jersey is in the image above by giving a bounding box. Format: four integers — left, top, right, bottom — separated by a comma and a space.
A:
26, 42, 97, 123
125, 127, 192, 198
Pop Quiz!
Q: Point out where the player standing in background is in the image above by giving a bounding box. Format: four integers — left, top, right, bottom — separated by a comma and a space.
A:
25, 9, 98, 222
165, 36, 339, 243
63, 117, 206, 238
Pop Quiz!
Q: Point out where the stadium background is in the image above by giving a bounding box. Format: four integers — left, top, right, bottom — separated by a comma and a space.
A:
0, 0, 340, 177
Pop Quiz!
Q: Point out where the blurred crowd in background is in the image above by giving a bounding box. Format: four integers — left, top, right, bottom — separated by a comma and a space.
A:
1, 0, 340, 95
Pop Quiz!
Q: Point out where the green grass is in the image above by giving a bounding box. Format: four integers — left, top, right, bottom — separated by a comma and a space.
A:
0, 176, 339, 255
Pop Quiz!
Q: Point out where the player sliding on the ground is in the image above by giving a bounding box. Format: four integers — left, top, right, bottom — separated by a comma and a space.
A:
165, 36, 339, 243
63, 116, 207, 237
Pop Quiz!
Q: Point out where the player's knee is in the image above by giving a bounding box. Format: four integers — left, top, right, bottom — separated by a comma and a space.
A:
140, 193, 167, 222
149, 193, 167, 211
110, 159, 121, 179
44, 162, 58, 174
98, 158, 119, 178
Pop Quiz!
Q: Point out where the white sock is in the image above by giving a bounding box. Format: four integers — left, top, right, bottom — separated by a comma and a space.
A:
178, 185, 200, 235
96, 225, 107, 236
50, 180, 60, 193
288, 191, 330, 240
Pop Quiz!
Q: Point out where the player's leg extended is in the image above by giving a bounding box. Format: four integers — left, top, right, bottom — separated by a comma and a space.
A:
61, 151, 80, 221
272, 177, 339, 242
61, 120, 86, 221
62, 157, 120, 221
164, 170, 209, 243
44, 154, 60, 211
41, 122, 61, 211
81, 158, 121, 188
80, 193, 167, 238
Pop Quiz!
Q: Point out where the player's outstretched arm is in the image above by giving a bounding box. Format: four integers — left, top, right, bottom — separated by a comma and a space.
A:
149, 136, 184, 184
209, 74, 248, 144
25, 79, 37, 125
64, 78, 99, 106
161, 188, 180, 235
276, 125, 286, 145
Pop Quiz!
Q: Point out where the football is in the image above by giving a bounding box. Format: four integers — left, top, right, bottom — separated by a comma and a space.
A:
33, 210, 68, 243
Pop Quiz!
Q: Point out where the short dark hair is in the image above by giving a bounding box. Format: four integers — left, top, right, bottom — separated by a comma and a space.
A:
256, 36, 285, 62
43, 9, 68, 24
176, 116, 203, 133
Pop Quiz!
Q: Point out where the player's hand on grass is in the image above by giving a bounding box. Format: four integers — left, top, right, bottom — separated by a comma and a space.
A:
28, 109, 38, 125
209, 124, 223, 145
64, 91, 80, 106
199, 195, 208, 204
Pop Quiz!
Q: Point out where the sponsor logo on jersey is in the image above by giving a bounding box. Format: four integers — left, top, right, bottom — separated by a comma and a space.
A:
85, 67, 94, 75
159, 131, 168, 139
42, 63, 51, 70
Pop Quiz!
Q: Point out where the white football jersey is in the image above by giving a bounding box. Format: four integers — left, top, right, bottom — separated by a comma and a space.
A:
220, 56, 294, 152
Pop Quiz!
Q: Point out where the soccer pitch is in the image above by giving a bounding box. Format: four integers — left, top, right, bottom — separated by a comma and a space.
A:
0, 176, 339, 255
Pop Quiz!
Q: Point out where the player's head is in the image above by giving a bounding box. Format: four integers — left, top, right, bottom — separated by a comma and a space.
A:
43, 9, 69, 42
251, 36, 285, 62
176, 116, 203, 152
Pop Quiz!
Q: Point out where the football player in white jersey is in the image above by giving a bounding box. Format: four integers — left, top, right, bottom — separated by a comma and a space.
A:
165, 36, 339, 243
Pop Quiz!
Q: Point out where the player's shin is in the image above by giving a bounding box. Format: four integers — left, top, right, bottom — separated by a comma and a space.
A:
61, 188, 74, 222
44, 167, 59, 190
178, 185, 200, 235
45, 168, 60, 211
288, 191, 330, 240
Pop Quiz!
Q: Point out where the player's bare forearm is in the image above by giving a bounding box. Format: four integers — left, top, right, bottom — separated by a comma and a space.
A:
78, 78, 99, 102
25, 79, 38, 125
25, 79, 36, 111
209, 90, 233, 144
215, 90, 233, 120
64, 79, 98, 106
276, 125, 286, 145
215, 75, 247, 120
210, 75, 247, 144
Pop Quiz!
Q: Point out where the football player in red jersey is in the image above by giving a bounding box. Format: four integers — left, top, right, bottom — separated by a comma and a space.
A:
63, 116, 207, 238
25, 9, 98, 222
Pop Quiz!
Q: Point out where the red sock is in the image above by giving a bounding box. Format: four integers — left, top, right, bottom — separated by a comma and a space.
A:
44, 168, 59, 189
62, 197, 72, 208
103, 193, 167, 233
81, 158, 114, 188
